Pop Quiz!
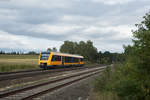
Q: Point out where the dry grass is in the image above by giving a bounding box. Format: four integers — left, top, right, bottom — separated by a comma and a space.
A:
0, 54, 38, 59
0, 55, 39, 72
0, 59, 38, 65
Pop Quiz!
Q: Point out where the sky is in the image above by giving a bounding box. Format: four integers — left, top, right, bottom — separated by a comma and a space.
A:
0, 0, 150, 53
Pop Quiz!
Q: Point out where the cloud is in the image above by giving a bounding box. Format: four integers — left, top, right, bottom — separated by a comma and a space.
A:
0, 0, 150, 52
82, 25, 134, 39
29, 24, 82, 35
92, 0, 135, 5
0, 30, 62, 51
0, 30, 30, 49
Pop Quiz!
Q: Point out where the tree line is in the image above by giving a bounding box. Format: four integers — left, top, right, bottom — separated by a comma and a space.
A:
59, 40, 123, 64
0, 40, 123, 64
0, 50, 38, 55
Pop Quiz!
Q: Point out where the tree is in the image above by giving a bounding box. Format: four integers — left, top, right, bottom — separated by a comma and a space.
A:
27, 51, 37, 55
59, 40, 122, 63
60, 41, 77, 54
11, 51, 17, 55
114, 12, 150, 100
60, 40, 99, 62
0, 50, 5, 54
130, 12, 150, 99
85, 40, 98, 62
94, 12, 150, 100
47, 48, 52, 52
47, 47, 57, 52
52, 47, 57, 52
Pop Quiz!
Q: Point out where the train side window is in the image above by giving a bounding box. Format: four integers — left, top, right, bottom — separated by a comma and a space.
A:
68, 57, 71, 62
80, 58, 83, 62
65, 56, 72, 63
57, 56, 61, 61
72, 57, 76, 63
51, 55, 61, 61
51, 55, 56, 61
65, 56, 68, 62
74, 58, 76, 62
72, 57, 74, 62
64, 57, 80, 63
74, 58, 79, 62
65, 56, 67, 62
71, 57, 74, 62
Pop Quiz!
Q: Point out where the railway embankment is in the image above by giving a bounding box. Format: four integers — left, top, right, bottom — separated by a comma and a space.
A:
0, 65, 105, 90
0, 66, 106, 100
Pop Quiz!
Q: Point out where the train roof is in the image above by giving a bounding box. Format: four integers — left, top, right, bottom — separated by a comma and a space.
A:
41, 52, 84, 58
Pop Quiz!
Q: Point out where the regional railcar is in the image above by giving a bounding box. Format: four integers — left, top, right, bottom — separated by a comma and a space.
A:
38, 52, 84, 69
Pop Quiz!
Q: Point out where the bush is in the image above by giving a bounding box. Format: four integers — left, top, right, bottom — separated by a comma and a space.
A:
94, 65, 120, 100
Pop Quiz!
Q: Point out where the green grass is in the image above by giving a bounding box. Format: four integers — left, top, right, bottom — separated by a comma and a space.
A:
84, 61, 100, 67
90, 91, 119, 100
0, 64, 38, 72
0, 54, 39, 72
92, 65, 120, 100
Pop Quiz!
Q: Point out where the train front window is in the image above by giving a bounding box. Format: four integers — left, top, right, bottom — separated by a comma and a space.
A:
40, 53, 50, 60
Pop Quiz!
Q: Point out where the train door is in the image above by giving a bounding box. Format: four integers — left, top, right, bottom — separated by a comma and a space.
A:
62, 56, 65, 65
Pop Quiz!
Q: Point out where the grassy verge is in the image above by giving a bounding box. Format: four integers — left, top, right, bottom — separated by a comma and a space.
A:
84, 61, 104, 67
92, 65, 120, 100
0, 64, 38, 72
89, 91, 119, 100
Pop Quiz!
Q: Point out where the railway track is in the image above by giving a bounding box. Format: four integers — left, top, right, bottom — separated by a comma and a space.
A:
0, 66, 106, 100
0, 65, 103, 81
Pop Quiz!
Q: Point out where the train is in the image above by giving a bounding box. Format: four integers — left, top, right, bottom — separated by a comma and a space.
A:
38, 52, 84, 69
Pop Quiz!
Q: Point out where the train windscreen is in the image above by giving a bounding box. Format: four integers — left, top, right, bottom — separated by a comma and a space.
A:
40, 53, 50, 60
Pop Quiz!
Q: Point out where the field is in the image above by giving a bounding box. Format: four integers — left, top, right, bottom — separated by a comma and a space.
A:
0, 54, 39, 72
